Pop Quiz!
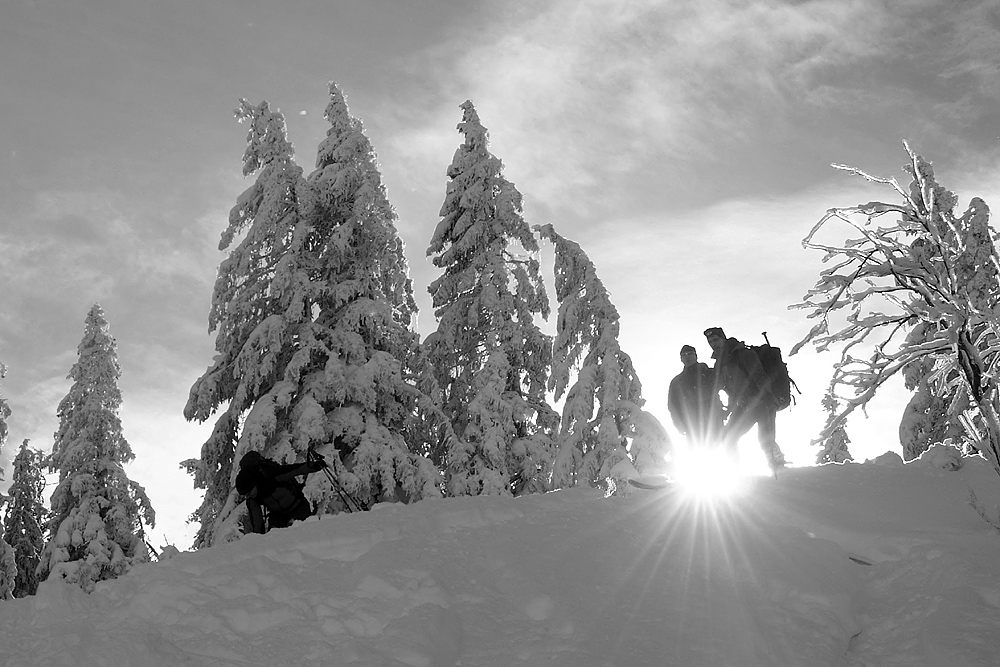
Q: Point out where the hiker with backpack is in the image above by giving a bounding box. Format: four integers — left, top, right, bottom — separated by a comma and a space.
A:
668, 344, 725, 447
703, 326, 787, 473
235, 450, 329, 534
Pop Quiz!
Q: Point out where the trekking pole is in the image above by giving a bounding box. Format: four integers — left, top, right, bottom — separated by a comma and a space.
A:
136, 519, 159, 560
144, 538, 160, 561
308, 447, 365, 513
763, 331, 771, 346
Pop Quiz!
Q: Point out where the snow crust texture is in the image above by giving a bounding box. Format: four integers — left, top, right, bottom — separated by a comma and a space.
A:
2, 457, 1000, 666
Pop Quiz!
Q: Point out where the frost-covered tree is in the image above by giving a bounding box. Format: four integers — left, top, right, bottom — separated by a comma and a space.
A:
898, 323, 968, 460
792, 144, 1000, 478
0, 365, 14, 599
535, 224, 669, 487
0, 363, 9, 448
38, 305, 154, 592
816, 383, 853, 464
0, 537, 14, 600
186, 89, 443, 546
2, 440, 46, 597
184, 99, 312, 547
0, 365, 16, 599
426, 101, 556, 497
301, 83, 443, 510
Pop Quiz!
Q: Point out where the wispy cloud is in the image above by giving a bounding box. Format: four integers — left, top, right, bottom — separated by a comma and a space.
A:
383, 1, 891, 206
382, 0, 998, 223
0, 167, 236, 459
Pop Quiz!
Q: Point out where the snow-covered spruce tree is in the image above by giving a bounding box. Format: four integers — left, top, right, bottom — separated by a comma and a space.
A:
0, 544, 12, 603
186, 91, 443, 546
0, 363, 9, 448
0, 374, 14, 600
38, 305, 154, 592
792, 144, 1000, 477
816, 382, 853, 464
184, 99, 312, 547
535, 224, 669, 487
0, 538, 14, 600
426, 101, 557, 497
301, 83, 443, 511
2, 439, 46, 597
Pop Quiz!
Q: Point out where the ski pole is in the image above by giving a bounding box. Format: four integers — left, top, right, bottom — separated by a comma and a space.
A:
308, 448, 365, 513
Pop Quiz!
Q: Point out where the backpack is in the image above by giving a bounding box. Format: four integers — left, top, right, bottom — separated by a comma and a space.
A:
748, 333, 800, 411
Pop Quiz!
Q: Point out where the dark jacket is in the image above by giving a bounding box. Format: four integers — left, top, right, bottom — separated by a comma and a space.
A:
668, 362, 724, 435
236, 457, 312, 515
712, 337, 774, 411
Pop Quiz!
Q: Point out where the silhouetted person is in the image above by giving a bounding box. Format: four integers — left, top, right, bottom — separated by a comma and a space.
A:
235, 451, 327, 534
704, 327, 786, 472
668, 344, 725, 447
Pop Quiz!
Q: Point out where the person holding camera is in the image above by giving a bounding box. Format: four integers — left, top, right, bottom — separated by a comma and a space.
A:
235, 450, 328, 534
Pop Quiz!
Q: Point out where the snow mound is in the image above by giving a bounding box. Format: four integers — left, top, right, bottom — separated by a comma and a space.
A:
916, 443, 965, 471
3, 460, 1000, 666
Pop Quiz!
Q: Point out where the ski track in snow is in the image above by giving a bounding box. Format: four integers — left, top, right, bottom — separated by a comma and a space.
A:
2, 454, 1000, 666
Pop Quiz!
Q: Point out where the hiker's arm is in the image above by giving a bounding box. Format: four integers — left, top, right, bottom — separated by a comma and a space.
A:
272, 460, 326, 482
667, 379, 686, 432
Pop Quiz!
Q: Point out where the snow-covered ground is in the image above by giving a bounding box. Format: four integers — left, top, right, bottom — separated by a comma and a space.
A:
3, 447, 1000, 667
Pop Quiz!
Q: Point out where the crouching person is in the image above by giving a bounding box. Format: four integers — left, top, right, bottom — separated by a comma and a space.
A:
235, 450, 328, 534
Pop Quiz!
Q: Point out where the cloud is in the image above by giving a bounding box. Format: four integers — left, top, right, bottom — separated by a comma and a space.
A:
378, 0, 1000, 227
382, 1, 899, 208
0, 164, 237, 464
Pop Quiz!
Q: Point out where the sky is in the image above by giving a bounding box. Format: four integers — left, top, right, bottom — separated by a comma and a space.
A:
2, 450, 1000, 665
2, 0, 1000, 548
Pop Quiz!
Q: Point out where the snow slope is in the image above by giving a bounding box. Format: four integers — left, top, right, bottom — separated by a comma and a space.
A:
2, 449, 1000, 667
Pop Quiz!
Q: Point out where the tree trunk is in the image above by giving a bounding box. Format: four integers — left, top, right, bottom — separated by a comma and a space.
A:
974, 398, 1000, 479
956, 326, 1000, 477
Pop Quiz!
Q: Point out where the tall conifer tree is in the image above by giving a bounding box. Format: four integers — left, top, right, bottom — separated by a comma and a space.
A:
0, 369, 14, 599
426, 101, 556, 496
303, 83, 443, 508
38, 305, 154, 592
185, 99, 319, 546
186, 89, 443, 546
3, 440, 46, 597
535, 224, 668, 487
0, 363, 9, 448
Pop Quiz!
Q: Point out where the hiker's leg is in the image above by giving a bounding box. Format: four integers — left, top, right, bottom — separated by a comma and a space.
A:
245, 498, 266, 534
269, 498, 312, 529
721, 406, 753, 464
724, 406, 753, 446
289, 497, 313, 522
756, 408, 783, 468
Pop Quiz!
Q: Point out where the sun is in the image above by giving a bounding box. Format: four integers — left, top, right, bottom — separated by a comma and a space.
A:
671, 445, 755, 499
